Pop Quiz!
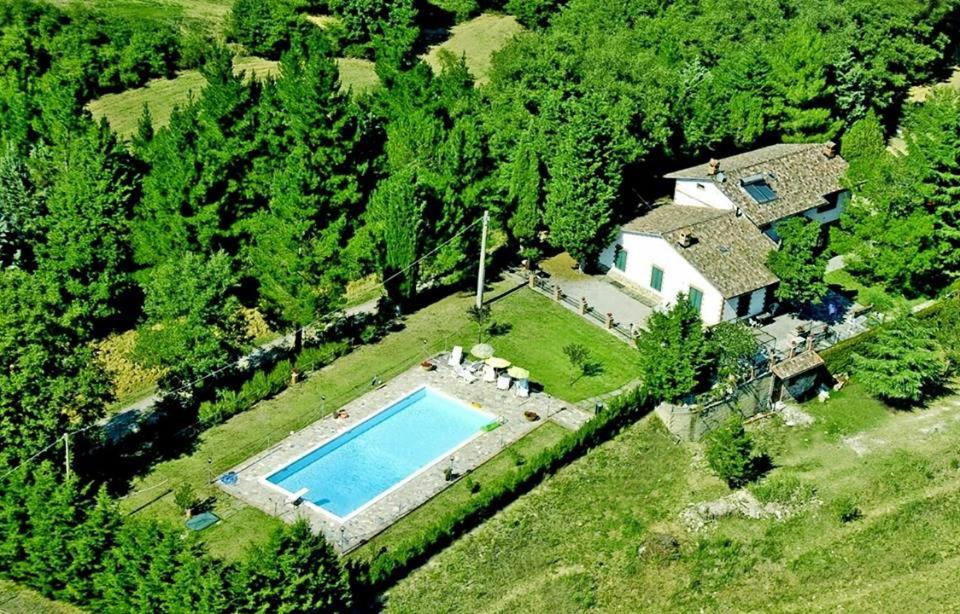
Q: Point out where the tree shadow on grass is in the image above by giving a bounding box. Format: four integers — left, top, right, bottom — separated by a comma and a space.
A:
570, 361, 605, 385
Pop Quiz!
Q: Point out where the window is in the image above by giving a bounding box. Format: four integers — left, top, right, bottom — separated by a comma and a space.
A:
650, 266, 664, 291
741, 174, 777, 204
614, 246, 627, 271
696, 183, 706, 190
688, 287, 704, 312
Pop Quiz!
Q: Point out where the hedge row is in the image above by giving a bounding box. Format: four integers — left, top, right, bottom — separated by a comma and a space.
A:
350, 386, 654, 592
198, 340, 352, 426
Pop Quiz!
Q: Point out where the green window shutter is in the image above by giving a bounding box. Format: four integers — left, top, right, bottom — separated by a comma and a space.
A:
614, 248, 627, 271
650, 266, 663, 291
688, 287, 704, 312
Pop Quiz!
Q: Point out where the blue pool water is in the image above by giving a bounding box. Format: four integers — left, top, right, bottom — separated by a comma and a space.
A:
266, 387, 493, 518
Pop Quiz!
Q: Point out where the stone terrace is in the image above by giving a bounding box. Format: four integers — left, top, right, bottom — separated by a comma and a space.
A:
218, 357, 590, 552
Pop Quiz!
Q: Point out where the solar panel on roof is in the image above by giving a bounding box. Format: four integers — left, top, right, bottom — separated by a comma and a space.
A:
741, 176, 777, 204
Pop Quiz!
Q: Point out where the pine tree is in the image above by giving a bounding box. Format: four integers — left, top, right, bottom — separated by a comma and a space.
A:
544, 104, 618, 270
0, 143, 36, 268
64, 486, 121, 603
33, 120, 134, 334
369, 168, 423, 303
135, 251, 249, 390
231, 519, 350, 613
0, 270, 111, 463
506, 128, 543, 262
853, 317, 949, 404
20, 464, 81, 596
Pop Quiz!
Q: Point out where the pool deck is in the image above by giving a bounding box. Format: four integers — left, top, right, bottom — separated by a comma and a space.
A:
218, 356, 591, 552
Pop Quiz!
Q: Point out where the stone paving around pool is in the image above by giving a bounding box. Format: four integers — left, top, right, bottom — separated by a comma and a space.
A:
218, 356, 592, 552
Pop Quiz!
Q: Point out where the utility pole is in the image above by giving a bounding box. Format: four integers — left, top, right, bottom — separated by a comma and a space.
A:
63, 433, 70, 480
475, 210, 490, 310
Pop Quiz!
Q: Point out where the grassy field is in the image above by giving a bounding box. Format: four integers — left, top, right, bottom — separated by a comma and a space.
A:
86, 54, 378, 137
0, 580, 84, 614
86, 56, 278, 137
384, 381, 960, 611
45, 0, 230, 29
121, 282, 638, 561
422, 13, 522, 84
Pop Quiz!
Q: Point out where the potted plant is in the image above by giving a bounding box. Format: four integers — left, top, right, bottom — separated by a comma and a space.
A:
420, 359, 435, 371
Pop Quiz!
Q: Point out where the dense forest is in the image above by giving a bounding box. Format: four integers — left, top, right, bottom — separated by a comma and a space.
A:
2, 0, 960, 608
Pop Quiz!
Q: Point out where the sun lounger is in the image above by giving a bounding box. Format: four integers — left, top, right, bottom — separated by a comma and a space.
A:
448, 345, 464, 368
516, 379, 530, 398
483, 364, 496, 383
497, 374, 511, 390
457, 365, 478, 383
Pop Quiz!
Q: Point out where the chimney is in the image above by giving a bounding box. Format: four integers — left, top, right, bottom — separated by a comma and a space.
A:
822, 141, 837, 159
707, 158, 720, 175
677, 231, 694, 248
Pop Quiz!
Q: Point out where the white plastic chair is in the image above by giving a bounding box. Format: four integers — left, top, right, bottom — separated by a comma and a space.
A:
483, 364, 496, 383
448, 346, 463, 368
497, 374, 511, 390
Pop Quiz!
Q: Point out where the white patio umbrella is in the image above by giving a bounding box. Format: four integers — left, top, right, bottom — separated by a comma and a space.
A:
485, 357, 511, 369
507, 366, 529, 380
470, 343, 495, 359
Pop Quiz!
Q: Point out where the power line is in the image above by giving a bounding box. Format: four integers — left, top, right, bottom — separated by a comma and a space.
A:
2, 214, 487, 481
161, 214, 484, 398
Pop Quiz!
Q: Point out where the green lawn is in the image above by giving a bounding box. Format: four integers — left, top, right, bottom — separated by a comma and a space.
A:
0, 579, 84, 614
383, 383, 960, 612
422, 13, 523, 85
350, 420, 570, 564
121, 283, 638, 560
468, 289, 641, 402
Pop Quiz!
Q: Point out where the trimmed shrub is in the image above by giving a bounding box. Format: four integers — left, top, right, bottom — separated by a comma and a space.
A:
198, 360, 294, 426
704, 418, 769, 488
295, 340, 351, 373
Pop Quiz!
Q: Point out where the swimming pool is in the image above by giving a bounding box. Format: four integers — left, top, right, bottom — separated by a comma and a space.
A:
264, 386, 495, 519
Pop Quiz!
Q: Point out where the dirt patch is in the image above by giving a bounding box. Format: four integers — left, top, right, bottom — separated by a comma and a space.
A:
842, 434, 887, 456
681, 490, 792, 532
779, 404, 815, 427
919, 422, 947, 437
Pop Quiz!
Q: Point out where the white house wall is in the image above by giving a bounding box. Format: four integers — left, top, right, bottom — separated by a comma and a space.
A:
673, 179, 734, 210
599, 230, 726, 325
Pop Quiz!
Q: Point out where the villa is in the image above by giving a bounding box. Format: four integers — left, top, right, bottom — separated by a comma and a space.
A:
599, 142, 849, 325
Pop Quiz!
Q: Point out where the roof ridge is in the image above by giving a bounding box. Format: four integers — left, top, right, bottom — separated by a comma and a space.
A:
723, 143, 819, 174
665, 142, 821, 178
648, 204, 728, 234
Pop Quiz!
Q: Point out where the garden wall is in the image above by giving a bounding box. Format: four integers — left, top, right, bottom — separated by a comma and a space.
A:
656, 374, 776, 441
